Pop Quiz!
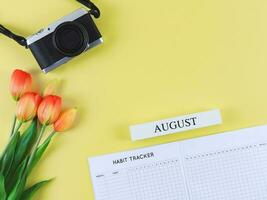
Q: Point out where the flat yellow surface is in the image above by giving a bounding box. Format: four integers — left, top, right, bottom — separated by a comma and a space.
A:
1, 0, 267, 199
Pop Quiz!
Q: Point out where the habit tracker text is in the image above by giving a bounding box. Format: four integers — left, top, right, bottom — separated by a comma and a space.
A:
113, 152, 154, 165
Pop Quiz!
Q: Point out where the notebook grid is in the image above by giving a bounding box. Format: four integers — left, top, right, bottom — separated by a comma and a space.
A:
184, 143, 267, 200
94, 159, 188, 200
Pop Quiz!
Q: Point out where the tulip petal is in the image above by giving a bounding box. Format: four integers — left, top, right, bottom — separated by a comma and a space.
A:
43, 79, 60, 96
54, 108, 77, 132
37, 95, 62, 125
10, 69, 32, 101
16, 92, 42, 122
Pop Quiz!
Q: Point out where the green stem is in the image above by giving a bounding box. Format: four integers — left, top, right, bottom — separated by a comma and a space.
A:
13, 121, 22, 136
25, 125, 47, 173
49, 131, 56, 138
10, 115, 17, 137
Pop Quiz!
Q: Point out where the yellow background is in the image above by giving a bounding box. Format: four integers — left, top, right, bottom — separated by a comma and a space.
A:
1, 0, 267, 199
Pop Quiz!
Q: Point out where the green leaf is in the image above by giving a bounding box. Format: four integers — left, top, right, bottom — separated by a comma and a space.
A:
7, 175, 26, 200
27, 134, 54, 175
6, 158, 27, 200
0, 172, 6, 200
1, 131, 20, 177
6, 157, 28, 195
0, 148, 3, 171
20, 179, 53, 200
6, 120, 38, 184
6, 132, 54, 195
0, 156, 3, 173
14, 119, 38, 167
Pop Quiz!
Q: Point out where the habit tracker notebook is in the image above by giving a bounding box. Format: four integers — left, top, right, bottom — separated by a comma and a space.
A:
89, 125, 267, 200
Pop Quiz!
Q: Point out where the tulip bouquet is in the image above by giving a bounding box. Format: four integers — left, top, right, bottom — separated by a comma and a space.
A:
0, 69, 77, 200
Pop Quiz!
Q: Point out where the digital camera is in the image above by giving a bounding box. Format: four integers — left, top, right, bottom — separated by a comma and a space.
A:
0, 0, 102, 73
27, 8, 103, 73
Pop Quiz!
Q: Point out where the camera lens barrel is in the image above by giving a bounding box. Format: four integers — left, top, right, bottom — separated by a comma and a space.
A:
53, 22, 89, 57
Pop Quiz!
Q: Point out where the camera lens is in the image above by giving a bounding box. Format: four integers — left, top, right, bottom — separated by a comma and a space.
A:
53, 22, 89, 57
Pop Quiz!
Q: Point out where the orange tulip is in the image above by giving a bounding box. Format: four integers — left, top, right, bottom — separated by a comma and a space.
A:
53, 108, 77, 132
37, 95, 62, 125
16, 92, 42, 122
10, 69, 32, 101
43, 79, 60, 96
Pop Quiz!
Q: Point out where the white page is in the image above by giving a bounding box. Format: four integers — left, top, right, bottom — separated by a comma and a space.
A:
89, 125, 267, 200
89, 142, 189, 200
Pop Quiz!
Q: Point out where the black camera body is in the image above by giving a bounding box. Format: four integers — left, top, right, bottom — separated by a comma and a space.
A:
26, 8, 103, 73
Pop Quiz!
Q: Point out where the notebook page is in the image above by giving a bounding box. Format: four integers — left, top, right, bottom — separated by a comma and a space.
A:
180, 125, 267, 200
89, 142, 189, 200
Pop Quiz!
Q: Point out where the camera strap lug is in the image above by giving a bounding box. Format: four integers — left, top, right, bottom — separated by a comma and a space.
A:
76, 0, 101, 18
0, 25, 28, 48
